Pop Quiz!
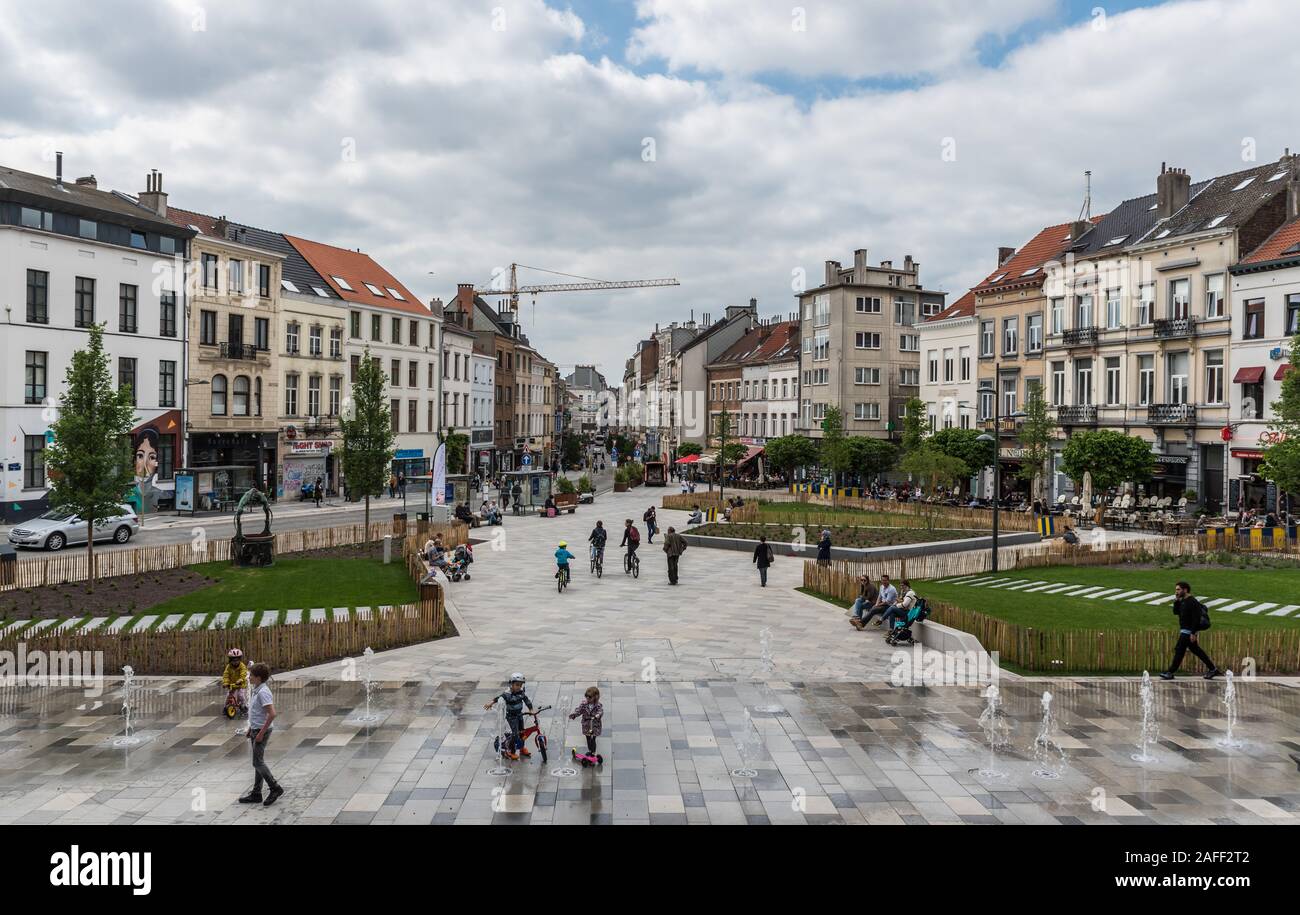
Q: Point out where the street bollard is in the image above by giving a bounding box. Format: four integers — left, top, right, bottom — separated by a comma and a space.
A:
383, 533, 392, 564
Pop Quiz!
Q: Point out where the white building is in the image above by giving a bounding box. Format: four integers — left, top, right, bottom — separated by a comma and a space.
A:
1227, 216, 1300, 514
736, 320, 800, 442
470, 351, 495, 476
564, 364, 607, 435
440, 320, 474, 438
919, 291, 978, 432
1, 160, 192, 524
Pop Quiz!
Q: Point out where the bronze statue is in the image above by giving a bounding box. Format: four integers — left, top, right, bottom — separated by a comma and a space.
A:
231, 486, 275, 567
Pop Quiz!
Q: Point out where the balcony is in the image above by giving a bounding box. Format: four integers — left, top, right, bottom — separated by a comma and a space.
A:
1153, 316, 1197, 339
1147, 403, 1197, 425
1056, 404, 1098, 425
302, 419, 337, 437
981, 417, 1023, 437
1062, 327, 1098, 348
219, 342, 258, 361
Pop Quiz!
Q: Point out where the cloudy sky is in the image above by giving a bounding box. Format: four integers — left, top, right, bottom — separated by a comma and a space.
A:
3, 0, 1298, 381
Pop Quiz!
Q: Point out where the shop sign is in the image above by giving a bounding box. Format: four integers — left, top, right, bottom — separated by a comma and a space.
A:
394, 449, 424, 460
1259, 430, 1287, 446
288, 440, 332, 457
1231, 449, 1265, 460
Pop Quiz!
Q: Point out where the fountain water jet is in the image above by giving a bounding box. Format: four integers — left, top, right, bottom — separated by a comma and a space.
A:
752, 627, 784, 713
1131, 671, 1159, 763
1215, 670, 1244, 749
113, 665, 142, 747
1031, 690, 1066, 780
730, 708, 761, 778
970, 683, 1011, 779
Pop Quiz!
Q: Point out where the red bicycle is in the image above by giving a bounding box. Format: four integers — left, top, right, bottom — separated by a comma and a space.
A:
494, 705, 551, 763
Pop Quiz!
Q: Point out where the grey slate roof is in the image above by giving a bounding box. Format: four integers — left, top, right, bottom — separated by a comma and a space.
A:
1068, 180, 1210, 257
1139, 159, 1292, 243
565, 365, 607, 390
0, 164, 192, 235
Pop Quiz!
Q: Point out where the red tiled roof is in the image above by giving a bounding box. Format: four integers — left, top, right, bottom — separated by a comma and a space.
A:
1240, 217, 1300, 265
925, 290, 975, 322
284, 234, 429, 317
713, 320, 800, 366
974, 216, 1105, 294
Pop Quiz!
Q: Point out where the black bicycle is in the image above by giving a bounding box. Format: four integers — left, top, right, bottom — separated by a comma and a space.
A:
624, 547, 640, 578
557, 564, 571, 593
590, 547, 604, 578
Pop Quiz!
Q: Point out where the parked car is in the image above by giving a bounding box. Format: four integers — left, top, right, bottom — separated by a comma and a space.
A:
578, 490, 596, 504
7, 504, 141, 551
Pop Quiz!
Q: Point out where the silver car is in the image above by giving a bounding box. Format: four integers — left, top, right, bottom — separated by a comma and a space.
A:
7, 504, 141, 551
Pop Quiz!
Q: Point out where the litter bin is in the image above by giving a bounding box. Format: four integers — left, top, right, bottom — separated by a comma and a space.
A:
0, 544, 15, 589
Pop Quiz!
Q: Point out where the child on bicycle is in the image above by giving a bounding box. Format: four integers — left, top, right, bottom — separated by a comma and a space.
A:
588, 521, 607, 563
555, 540, 575, 585
569, 686, 604, 757
484, 673, 536, 760
222, 648, 249, 712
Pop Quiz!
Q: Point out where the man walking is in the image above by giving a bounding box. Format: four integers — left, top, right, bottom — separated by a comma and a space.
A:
313, 475, 324, 508
752, 535, 775, 587
663, 525, 687, 585
1160, 580, 1223, 680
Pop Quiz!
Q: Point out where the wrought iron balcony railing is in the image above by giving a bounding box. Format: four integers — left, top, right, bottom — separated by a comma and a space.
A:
1055, 404, 1098, 425
1147, 403, 1197, 425
1062, 327, 1098, 347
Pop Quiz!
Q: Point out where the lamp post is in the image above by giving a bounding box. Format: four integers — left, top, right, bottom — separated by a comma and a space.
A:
977, 375, 1027, 573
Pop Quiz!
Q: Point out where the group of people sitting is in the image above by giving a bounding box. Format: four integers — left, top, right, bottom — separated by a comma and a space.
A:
846, 573, 919, 633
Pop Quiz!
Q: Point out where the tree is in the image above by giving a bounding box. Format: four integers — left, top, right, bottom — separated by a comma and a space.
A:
1060, 429, 1154, 493
820, 406, 853, 505
442, 430, 469, 474
339, 347, 395, 538
1262, 335, 1300, 497
843, 436, 898, 483
44, 324, 138, 591
900, 396, 927, 455
898, 446, 969, 530
676, 441, 703, 458
764, 435, 817, 478
715, 410, 735, 502
1016, 388, 1057, 495
927, 427, 993, 494
560, 432, 583, 470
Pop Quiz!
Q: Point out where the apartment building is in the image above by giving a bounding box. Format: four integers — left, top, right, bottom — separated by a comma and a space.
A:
705, 318, 800, 446
1, 162, 193, 523
564, 365, 608, 435
469, 350, 496, 475
797, 249, 945, 439
1049, 157, 1297, 509
919, 291, 977, 433
286, 234, 438, 482
440, 318, 475, 437
1228, 215, 1300, 513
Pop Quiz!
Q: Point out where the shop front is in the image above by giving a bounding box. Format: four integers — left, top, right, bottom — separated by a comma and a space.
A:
1144, 453, 1189, 501
392, 448, 430, 481
470, 428, 495, 475
280, 438, 335, 500
188, 431, 278, 500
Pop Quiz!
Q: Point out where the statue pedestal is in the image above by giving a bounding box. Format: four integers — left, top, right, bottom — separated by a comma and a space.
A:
232, 533, 275, 567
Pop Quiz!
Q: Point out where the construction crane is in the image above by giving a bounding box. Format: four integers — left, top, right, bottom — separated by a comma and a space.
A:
474, 263, 679, 314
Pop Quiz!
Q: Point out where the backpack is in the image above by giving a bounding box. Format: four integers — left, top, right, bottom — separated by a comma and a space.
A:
628, 526, 640, 544
1197, 601, 1211, 632
914, 597, 931, 622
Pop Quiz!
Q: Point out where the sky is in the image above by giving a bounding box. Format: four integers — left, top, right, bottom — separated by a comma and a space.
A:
2, 0, 1298, 383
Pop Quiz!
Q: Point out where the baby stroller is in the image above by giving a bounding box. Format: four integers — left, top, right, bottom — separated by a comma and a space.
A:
446, 543, 474, 582
885, 597, 931, 646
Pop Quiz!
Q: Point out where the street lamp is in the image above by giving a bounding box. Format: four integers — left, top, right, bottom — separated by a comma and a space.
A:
977, 393, 1027, 573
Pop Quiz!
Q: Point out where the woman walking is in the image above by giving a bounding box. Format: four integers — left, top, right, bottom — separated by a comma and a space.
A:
239, 663, 284, 807
816, 529, 832, 567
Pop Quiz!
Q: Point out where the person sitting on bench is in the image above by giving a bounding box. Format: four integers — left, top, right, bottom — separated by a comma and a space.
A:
686, 505, 704, 525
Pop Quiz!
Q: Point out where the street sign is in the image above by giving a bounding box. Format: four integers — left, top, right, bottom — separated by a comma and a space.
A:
521, 454, 532, 466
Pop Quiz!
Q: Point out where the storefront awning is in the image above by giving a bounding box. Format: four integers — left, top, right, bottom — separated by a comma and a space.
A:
1276, 363, 1292, 381
674, 454, 700, 464
1233, 366, 1266, 384
737, 445, 764, 465
694, 449, 720, 466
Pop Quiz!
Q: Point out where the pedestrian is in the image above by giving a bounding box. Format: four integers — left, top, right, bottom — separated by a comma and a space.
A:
847, 573, 878, 627
752, 534, 774, 587
239, 663, 284, 807
398, 471, 406, 497
1160, 581, 1223, 680
816, 529, 832, 567
643, 506, 658, 543
568, 686, 604, 759
388, 472, 397, 498
662, 525, 687, 585
313, 475, 323, 508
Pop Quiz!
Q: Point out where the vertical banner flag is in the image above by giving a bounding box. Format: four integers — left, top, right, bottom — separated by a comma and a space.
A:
433, 442, 447, 506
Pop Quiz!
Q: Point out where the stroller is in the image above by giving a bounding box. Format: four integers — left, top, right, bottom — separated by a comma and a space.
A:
885, 597, 931, 646
445, 543, 474, 582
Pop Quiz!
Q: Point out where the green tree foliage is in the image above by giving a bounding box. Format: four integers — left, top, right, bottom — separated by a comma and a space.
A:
900, 396, 927, 454
443, 431, 469, 474
1262, 335, 1300, 495
1016, 388, 1057, 488
1060, 429, 1154, 492
843, 436, 898, 481
339, 347, 395, 537
676, 441, 703, 458
560, 432, 583, 469
44, 324, 138, 590
927, 428, 993, 479
820, 406, 853, 504
898, 446, 969, 530
764, 435, 817, 475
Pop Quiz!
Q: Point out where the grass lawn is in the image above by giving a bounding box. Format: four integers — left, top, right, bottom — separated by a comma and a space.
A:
144, 557, 418, 615
918, 565, 1300, 633
695, 521, 984, 548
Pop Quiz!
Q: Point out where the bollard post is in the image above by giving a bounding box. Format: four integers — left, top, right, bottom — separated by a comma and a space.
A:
383, 533, 392, 565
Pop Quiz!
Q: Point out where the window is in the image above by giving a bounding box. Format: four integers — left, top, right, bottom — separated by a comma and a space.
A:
1204, 274, 1225, 318
158, 289, 176, 337
20, 207, 52, 231
281, 279, 300, 294
117, 358, 136, 404
1050, 298, 1064, 335
1074, 358, 1093, 406
1168, 278, 1190, 320
1242, 381, 1265, 420
332, 275, 354, 291
811, 332, 830, 359
350, 354, 360, 383
255, 317, 269, 351
24, 435, 45, 489
308, 376, 321, 417
78, 219, 98, 240
1075, 293, 1094, 328
1051, 362, 1065, 406
201, 253, 219, 291
118, 283, 138, 333
211, 374, 228, 415
200, 309, 217, 345
371, 314, 381, 341
1105, 288, 1122, 329
391, 317, 402, 344
856, 296, 881, 313
25, 351, 47, 404
854, 402, 880, 421
855, 331, 880, 349
1205, 350, 1224, 404
286, 322, 300, 353
159, 361, 176, 408
943, 349, 955, 382
75, 277, 95, 327
1166, 352, 1189, 404
813, 295, 830, 327
26, 269, 49, 323
899, 334, 919, 352
390, 359, 401, 386
978, 386, 994, 421
350, 311, 362, 338
391, 399, 401, 433
855, 367, 880, 385
959, 347, 971, 381
980, 320, 994, 356
1002, 317, 1018, 355
227, 313, 244, 349
893, 298, 914, 326
900, 368, 920, 386
1243, 298, 1265, 339
388, 287, 406, 301
1105, 356, 1121, 406
927, 351, 938, 383
129, 231, 146, 250
309, 325, 322, 356
410, 319, 420, 348
258, 263, 271, 298
330, 376, 342, 416
1136, 283, 1154, 326
1288, 294, 1300, 336
1001, 377, 1017, 416
284, 374, 299, 416
408, 361, 418, 387
1138, 355, 1155, 406
228, 259, 244, 294
330, 327, 342, 358
232, 375, 250, 416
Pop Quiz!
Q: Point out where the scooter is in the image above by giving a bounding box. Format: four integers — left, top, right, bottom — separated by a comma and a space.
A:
571, 747, 603, 767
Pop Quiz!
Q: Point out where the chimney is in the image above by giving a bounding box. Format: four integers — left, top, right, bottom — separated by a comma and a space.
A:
880, 259, 892, 269
903, 254, 914, 272
1069, 220, 1091, 241
853, 248, 868, 273
55, 151, 63, 186
748, 297, 757, 313
213, 214, 229, 239
75, 175, 96, 188
824, 260, 841, 286
1156, 163, 1191, 219
138, 169, 169, 217
997, 246, 1016, 265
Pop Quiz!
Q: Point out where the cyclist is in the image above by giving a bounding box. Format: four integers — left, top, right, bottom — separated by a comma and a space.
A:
483, 673, 535, 760
554, 540, 575, 586
588, 520, 607, 567
619, 518, 640, 572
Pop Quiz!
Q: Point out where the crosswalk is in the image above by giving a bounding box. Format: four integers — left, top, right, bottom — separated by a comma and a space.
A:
935, 574, 1300, 618
0, 605, 374, 641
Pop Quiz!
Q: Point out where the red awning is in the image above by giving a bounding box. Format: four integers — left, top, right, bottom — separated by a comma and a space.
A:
1233, 366, 1266, 384
737, 445, 764, 464
1276, 363, 1292, 381
674, 454, 700, 464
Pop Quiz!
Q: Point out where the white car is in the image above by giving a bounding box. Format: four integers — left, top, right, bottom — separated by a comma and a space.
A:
7, 504, 141, 551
